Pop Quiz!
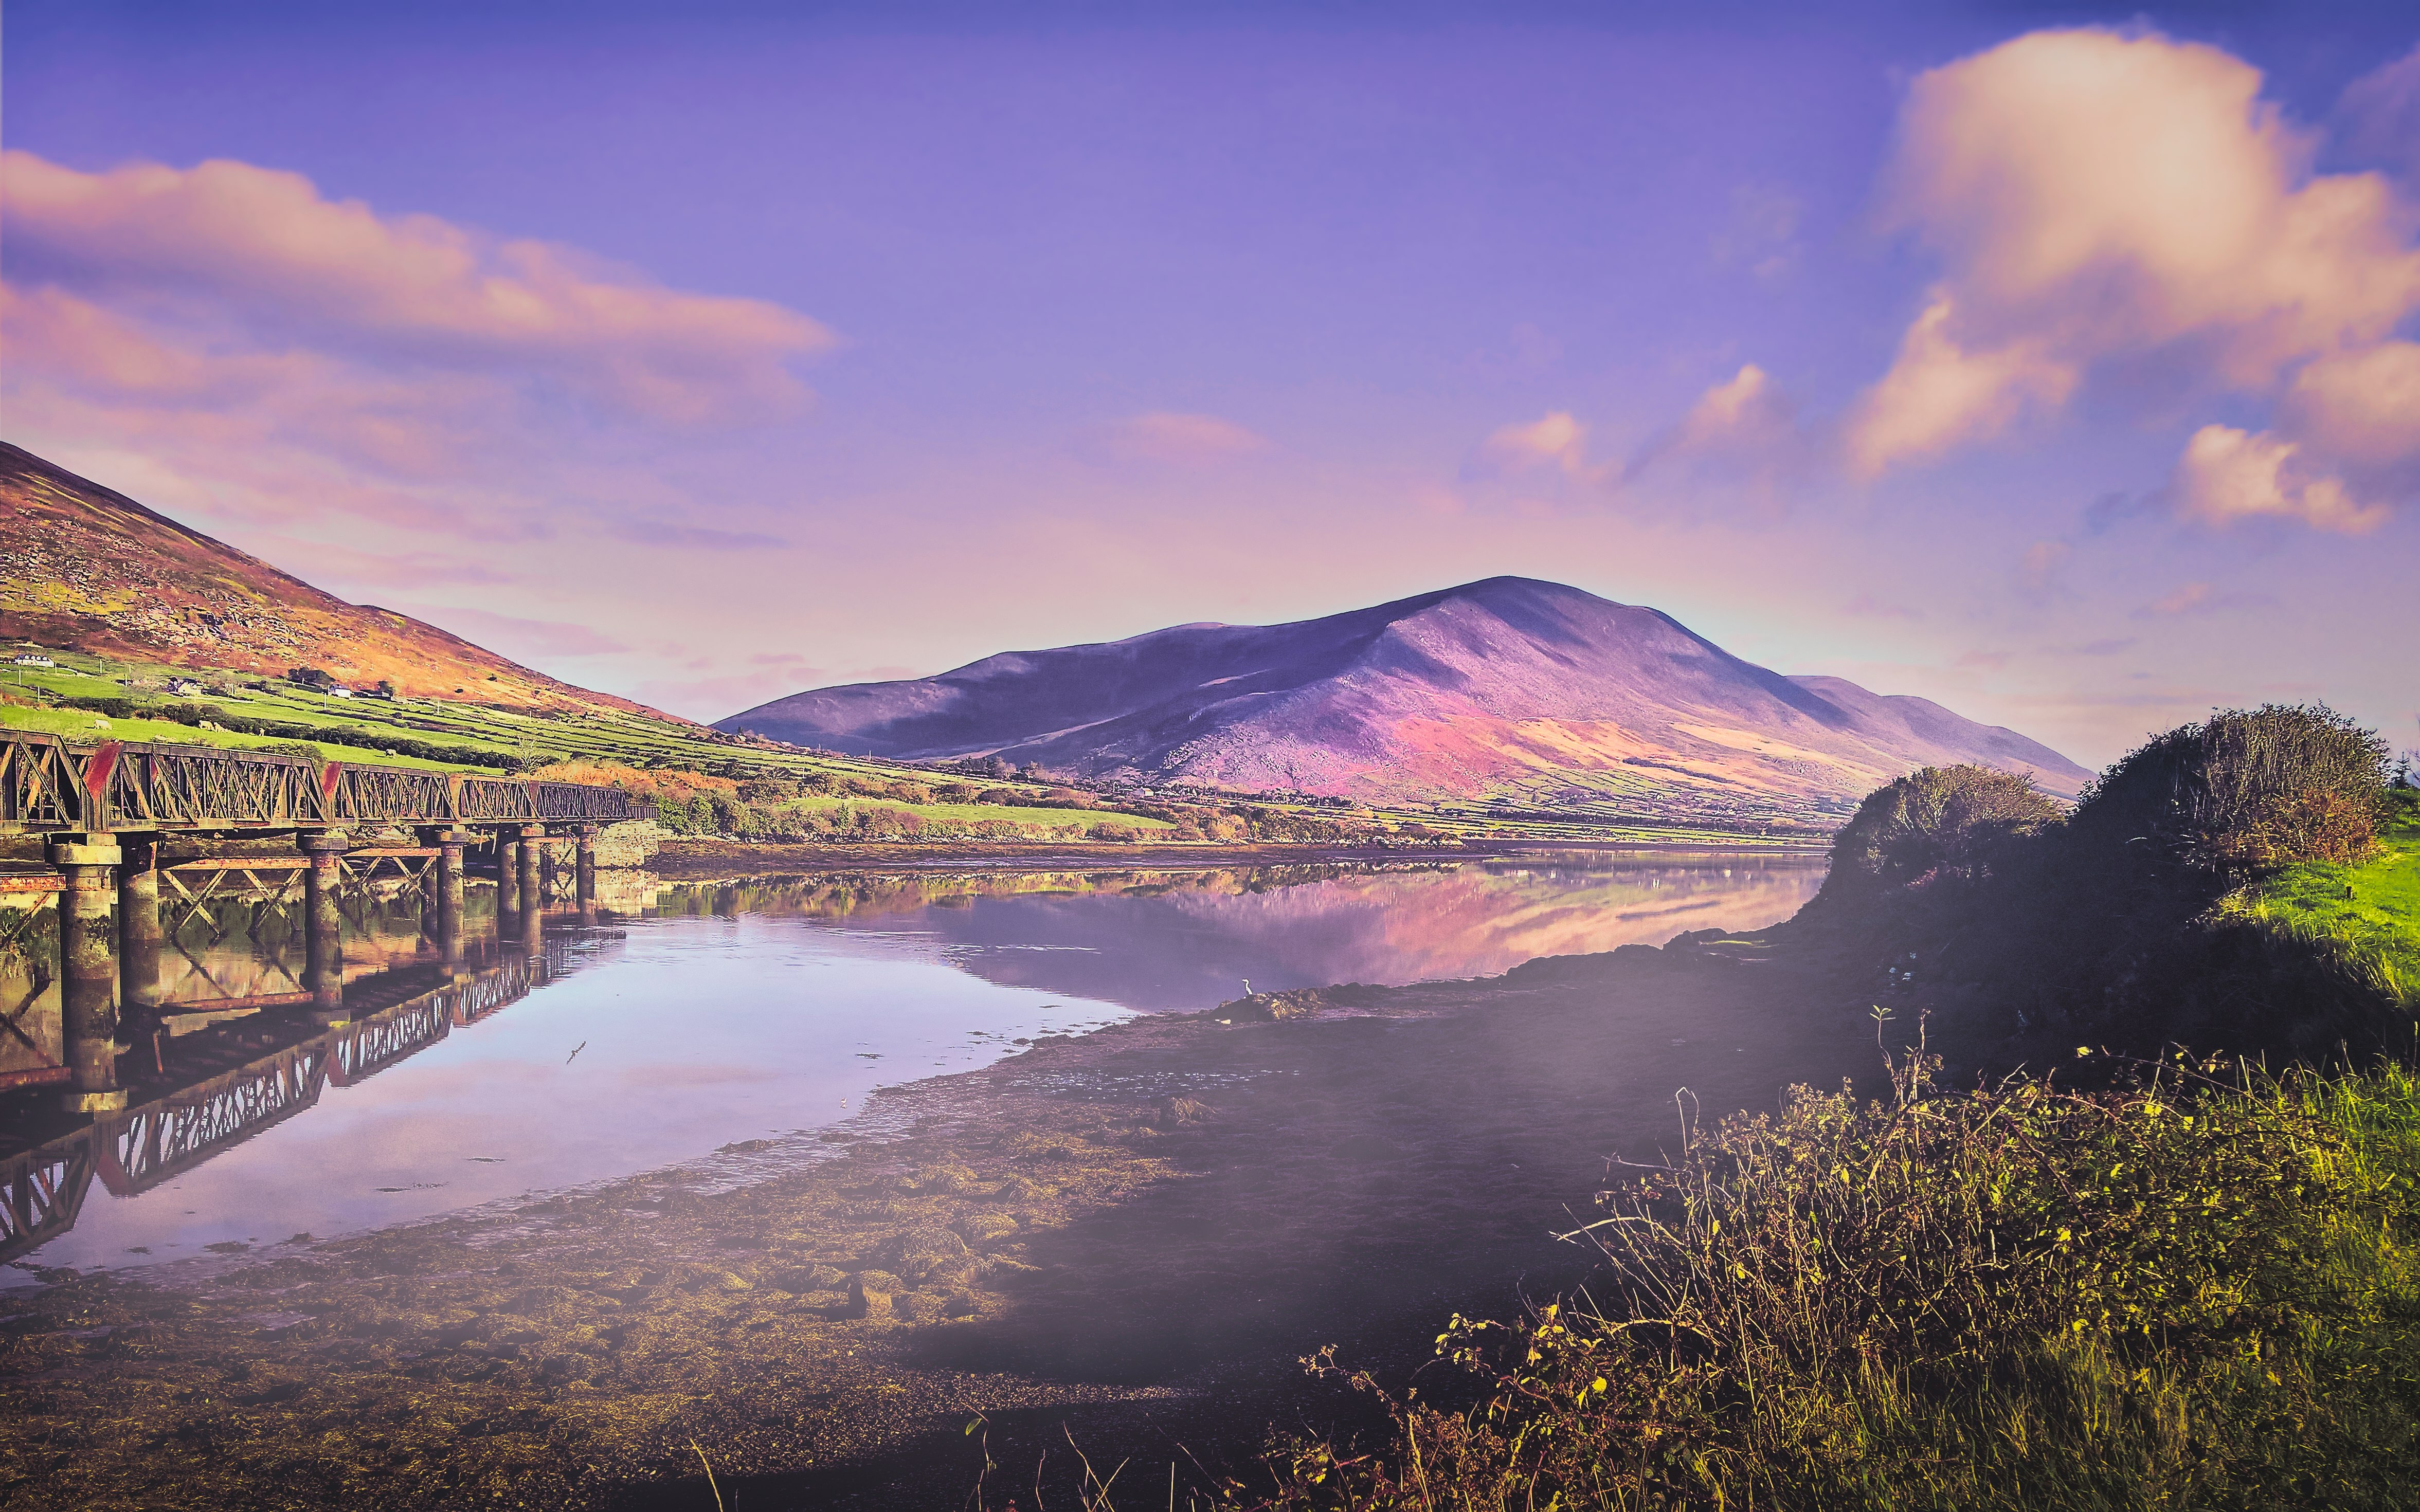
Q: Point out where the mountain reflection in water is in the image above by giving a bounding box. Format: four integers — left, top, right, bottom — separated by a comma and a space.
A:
677, 853, 1826, 1011
0, 852, 1818, 1274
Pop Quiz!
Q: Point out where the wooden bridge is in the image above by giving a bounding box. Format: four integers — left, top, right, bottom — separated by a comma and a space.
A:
0, 729, 650, 1120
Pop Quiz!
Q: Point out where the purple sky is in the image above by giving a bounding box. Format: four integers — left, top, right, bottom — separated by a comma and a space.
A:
6, 2, 2416, 767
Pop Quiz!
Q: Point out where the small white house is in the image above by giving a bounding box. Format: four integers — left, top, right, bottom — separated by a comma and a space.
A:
328, 686, 355, 699
166, 678, 204, 697
12, 653, 53, 668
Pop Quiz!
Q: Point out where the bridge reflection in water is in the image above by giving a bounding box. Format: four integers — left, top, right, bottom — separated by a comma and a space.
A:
0, 864, 634, 1266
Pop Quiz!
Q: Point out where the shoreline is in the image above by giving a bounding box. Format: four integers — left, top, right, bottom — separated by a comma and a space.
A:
644, 833, 1831, 880
0, 938, 1876, 1510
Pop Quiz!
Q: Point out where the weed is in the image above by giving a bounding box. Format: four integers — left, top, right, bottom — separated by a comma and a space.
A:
1203, 1046, 2420, 1510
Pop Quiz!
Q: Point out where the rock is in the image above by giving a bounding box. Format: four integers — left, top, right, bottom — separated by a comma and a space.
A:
882, 1226, 969, 1283
591, 819, 662, 868
847, 1271, 901, 1319
1155, 1096, 1214, 1127
1212, 990, 1327, 1022
954, 1213, 1020, 1245
898, 1293, 949, 1324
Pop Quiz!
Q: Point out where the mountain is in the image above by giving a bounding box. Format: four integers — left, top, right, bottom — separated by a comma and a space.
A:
719, 577, 2092, 827
0, 442, 669, 715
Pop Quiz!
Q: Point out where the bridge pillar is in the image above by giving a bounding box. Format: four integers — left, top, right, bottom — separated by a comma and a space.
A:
48, 836, 125, 1114
496, 831, 521, 917
575, 826, 598, 923
300, 832, 351, 1022
117, 834, 164, 1022
437, 829, 473, 973
517, 825, 546, 953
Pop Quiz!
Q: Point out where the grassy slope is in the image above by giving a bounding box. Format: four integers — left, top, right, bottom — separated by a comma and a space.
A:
0, 703, 466, 773
2229, 788, 2420, 1007
1, 645, 1014, 784
1, 440, 668, 715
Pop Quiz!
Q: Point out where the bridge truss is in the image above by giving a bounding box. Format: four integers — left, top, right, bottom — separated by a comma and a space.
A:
1, 731, 651, 834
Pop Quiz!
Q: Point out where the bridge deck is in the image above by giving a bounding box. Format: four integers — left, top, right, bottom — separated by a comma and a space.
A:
1, 730, 651, 833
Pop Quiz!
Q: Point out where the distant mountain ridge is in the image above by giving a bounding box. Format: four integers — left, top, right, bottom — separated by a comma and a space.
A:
720, 577, 2091, 828
0, 441, 674, 716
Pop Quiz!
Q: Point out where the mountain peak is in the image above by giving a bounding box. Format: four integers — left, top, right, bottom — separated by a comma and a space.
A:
720, 579, 2089, 827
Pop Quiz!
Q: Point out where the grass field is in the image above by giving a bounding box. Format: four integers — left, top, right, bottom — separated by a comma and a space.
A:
0, 701, 475, 772
2230, 788, 2420, 1007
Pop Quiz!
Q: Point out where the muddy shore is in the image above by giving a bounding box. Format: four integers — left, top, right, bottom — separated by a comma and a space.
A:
0, 939, 1879, 1510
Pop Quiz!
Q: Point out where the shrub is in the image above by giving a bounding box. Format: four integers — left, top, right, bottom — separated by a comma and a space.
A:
59, 695, 136, 720
1821, 764, 2060, 897
2076, 703, 2389, 876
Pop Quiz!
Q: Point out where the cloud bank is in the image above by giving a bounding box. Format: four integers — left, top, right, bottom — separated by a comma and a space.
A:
0, 150, 836, 541
1844, 28, 2420, 530
4, 152, 832, 425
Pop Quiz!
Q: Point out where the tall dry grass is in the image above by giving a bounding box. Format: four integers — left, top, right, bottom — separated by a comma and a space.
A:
1170, 1037, 2420, 1511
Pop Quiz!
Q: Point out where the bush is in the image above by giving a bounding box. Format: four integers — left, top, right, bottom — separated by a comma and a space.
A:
1821, 764, 2060, 898
59, 695, 136, 720
2076, 703, 2389, 876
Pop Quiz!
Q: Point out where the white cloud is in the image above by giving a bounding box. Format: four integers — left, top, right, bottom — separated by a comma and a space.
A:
2, 151, 833, 426
2281, 340, 2420, 468
1845, 26, 2420, 533
0, 151, 834, 552
1623, 365, 1809, 503
1482, 411, 1590, 476
1710, 184, 1803, 281
1103, 411, 1270, 465
2172, 424, 2387, 535
2019, 539, 2072, 595
1846, 295, 2074, 474
2339, 44, 2420, 183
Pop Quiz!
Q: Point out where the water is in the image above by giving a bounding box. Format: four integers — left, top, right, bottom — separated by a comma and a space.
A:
0, 851, 1821, 1275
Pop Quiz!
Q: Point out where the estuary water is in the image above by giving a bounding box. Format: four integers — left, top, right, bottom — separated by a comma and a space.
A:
0, 851, 1822, 1276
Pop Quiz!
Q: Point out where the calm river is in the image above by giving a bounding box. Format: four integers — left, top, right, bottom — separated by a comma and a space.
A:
0, 851, 1822, 1276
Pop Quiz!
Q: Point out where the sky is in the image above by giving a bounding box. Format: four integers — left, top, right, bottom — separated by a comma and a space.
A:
4, 1, 2416, 768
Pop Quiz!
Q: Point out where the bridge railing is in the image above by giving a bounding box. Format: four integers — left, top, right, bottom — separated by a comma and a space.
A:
0, 730, 653, 831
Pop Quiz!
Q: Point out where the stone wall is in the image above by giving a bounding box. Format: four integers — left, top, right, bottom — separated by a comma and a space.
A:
532, 819, 660, 869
